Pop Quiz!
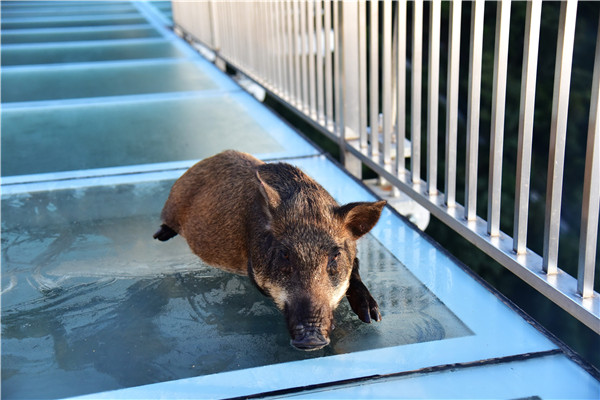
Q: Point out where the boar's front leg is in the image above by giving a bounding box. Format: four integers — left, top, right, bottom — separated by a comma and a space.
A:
346, 258, 381, 323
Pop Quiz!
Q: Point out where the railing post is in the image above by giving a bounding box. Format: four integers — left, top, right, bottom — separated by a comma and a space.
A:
465, 0, 484, 221
338, 0, 362, 178
382, 0, 393, 167
208, 0, 219, 51
427, 0, 441, 196
395, 0, 407, 176
543, 0, 578, 275
411, 0, 423, 184
577, 14, 600, 298
487, 0, 511, 237
445, 0, 461, 208
369, 0, 379, 160
513, 0, 542, 255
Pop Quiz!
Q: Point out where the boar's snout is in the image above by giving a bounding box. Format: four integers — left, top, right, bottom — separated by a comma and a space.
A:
290, 325, 330, 351
285, 297, 333, 351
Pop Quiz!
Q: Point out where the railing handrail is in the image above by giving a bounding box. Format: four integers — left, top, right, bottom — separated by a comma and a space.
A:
171, 0, 599, 334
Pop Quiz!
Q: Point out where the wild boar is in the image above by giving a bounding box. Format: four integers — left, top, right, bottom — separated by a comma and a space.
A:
154, 150, 385, 350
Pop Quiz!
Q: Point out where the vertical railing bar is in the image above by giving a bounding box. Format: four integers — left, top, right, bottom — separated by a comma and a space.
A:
232, 3, 240, 68
284, 1, 297, 105
513, 0, 542, 254
217, 2, 226, 56
333, 0, 344, 137
194, 3, 202, 44
256, 3, 263, 78
427, 0, 441, 195
199, 3, 207, 44
250, 3, 258, 75
283, 1, 292, 101
315, 0, 325, 124
487, 0, 512, 237
267, 2, 277, 91
543, 0, 578, 275
262, 2, 269, 82
396, 0, 407, 176
208, 2, 216, 53
203, 3, 210, 45
445, 0, 461, 208
411, 0, 423, 184
577, 14, 600, 297
274, 1, 285, 98
210, 1, 220, 50
269, 2, 277, 89
465, 0, 484, 221
369, 0, 379, 158
250, 3, 258, 80
269, 1, 277, 92
242, 4, 250, 72
211, 1, 220, 50
205, 3, 212, 47
324, 0, 334, 131
358, 0, 368, 150
255, 3, 264, 83
194, 4, 203, 45
242, 3, 249, 69
216, 2, 225, 56
230, 2, 238, 64
286, 1, 295, 103
231, 1, 238, 64
317, 1, 326, 124
382, 0, 393, 165
307, 1, 317, 118
294, 0, 302, 108
262, 2, 270, 87
229, 3, 238, 66
300, 0, 309, 113
340, 1, 360, 146
226, 3, 234, 66
221, 3, 230, 62
192, 1, 202, 49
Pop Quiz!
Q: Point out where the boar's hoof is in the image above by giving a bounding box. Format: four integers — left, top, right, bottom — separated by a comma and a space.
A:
153, 224, 177, 242
291, 329, 330, 351
347, 282, 382, 324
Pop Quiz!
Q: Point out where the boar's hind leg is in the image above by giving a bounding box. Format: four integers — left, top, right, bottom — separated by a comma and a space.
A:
153, 224, 178, 241
346, 258, 382, 323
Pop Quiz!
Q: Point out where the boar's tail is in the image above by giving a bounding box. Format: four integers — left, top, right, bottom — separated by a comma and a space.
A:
153, 224, 178, 242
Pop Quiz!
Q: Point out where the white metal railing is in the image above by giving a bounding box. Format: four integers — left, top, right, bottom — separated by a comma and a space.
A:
171, 0, 599, 334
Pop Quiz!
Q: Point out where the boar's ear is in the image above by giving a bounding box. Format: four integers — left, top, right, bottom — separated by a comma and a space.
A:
335, 200, 386, 239
256, 171, 281, 229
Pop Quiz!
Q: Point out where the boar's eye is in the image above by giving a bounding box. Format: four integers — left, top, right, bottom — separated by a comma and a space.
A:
327, 251, 340, 273
280, 249, 290, 261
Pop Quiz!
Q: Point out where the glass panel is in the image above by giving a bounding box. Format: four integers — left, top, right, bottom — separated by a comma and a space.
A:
2, 61, 220, 103
1, 27, 161, 44
2, 41, 185, 66
1, 179, 471, 399
1, 15, 147, 30
1, 95, 285, 176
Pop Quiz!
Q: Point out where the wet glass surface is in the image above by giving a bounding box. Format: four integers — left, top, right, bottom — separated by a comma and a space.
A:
1, 15, 147, 30
2, 61, 218, 103
2, 41, 185, 66
1, 94, 284, 176
1, 180, 472, 399
0, 27, 161, 45
1, 3, 138, 17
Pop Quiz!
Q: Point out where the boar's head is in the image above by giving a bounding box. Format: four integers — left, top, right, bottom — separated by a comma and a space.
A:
247, 164, 385, 351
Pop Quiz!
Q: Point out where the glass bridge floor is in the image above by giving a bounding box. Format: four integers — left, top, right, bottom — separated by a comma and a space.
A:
1, 2, 599, 399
